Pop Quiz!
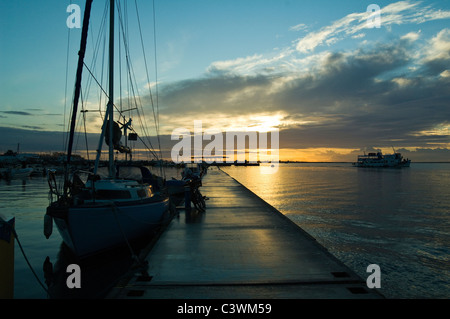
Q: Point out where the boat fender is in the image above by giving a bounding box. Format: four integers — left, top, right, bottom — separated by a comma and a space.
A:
44, 214, 53, 239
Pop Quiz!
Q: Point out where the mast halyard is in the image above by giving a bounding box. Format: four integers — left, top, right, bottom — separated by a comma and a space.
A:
93, 0, 115, 178
108, 0, 115, 179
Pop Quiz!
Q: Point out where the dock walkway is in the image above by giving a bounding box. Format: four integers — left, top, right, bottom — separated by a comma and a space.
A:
108, 168, 383, 299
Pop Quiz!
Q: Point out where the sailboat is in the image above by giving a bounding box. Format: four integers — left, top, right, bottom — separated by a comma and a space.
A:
45, 0, 170, 258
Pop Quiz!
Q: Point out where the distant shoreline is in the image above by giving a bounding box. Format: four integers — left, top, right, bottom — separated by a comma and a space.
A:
276, 161, 450, 164
1, 151, 449, 166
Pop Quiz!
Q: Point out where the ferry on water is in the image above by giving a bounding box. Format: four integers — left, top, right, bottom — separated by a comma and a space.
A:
353, 151, 411, 168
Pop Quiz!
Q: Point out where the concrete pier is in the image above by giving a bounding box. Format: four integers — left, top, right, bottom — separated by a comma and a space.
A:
108, 168, 383, 299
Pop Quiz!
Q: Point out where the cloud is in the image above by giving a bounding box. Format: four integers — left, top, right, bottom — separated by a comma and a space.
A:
0, 110, 62, 117
206, 51, 294, 76
289, 23, 308, 32
401, 31, 421, 42
153, 31, 450, 155
157, 73, 275, 119
0, 127, 65, 153
189, 3, 450, 80
295, 11, 364, 53
7, 1, 445, 161
1, 111, 33, 116
295, 1, 450, 54
352, 33, 366, 39
423, 28, 450, 63
22, 125, 43, 130
25, 108, 44, 111
207, 54, 265, 74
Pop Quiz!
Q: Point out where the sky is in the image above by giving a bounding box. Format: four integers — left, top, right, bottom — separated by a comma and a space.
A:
1, 0, 450, 162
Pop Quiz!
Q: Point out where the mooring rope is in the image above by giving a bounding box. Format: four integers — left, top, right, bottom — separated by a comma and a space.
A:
109, 201, 140, 264
0, 219, 51, 297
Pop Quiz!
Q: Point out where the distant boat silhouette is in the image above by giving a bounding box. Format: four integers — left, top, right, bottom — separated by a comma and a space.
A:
353, 150, 411, 168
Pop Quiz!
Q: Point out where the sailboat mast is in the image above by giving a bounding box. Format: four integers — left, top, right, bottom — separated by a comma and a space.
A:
67, 0, 94, 165
108, 0, 115, 178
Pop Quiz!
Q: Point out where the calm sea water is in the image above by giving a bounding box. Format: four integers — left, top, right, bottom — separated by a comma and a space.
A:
1, 163, 449, 299
222, 163, 450, 299
0, 167, 183, 299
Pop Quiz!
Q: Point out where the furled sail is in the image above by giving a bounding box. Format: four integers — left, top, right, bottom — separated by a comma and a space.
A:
105, 121, 131, 153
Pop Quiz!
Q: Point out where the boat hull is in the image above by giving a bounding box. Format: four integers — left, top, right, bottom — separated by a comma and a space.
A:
353, 151, 411, 168
354, 160, 411, 168
48, 198, 170, 258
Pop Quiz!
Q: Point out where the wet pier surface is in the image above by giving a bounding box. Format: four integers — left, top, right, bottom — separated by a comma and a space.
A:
107, 168, 383, 299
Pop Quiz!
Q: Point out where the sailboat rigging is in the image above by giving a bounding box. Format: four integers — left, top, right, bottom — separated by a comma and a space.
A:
45, 0, 171, 259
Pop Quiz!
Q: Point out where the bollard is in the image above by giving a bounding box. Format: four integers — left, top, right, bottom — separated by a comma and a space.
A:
0, 217, 15, 299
